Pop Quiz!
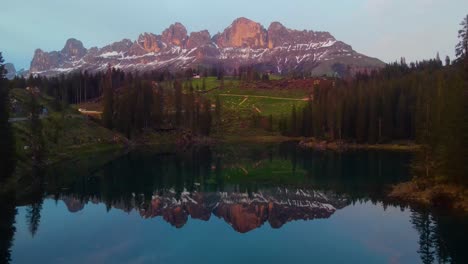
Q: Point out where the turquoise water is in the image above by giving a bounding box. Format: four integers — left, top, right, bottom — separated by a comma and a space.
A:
3, 144, 468, 263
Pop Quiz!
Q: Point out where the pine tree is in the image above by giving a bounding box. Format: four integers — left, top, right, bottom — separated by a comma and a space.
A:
355, 85, 368, 143
134, 80, 145, 132
367, 88, 378, 144
28, 93, 44, 164
215, 95, 222, 125
290, 105, 297, 136
0, 190, 16, 263
142, 80, 153, 128
436, 71, 468, 183
26, 200, 43, 237
220, 76, 225, 89
456, 14, 468, 61
267, 114, 273, 132
436, 52, 441, 66
102, 66, 114, 129
396, 91, 407, 139
0, 52, 16, 180
194, 96, 200, 133
199, 99, 212, 136
174, 80, 183, 127
115, 78, 134, 138
153, 85, 164, 129
335, 96, 344, 140
184, 83, 194, 129
202, 77, 206, 91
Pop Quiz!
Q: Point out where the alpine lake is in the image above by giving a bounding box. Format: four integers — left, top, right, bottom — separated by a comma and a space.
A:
2, 142, 467, 264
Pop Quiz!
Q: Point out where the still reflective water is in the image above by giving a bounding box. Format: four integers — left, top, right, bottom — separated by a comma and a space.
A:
2, 143, 467, 263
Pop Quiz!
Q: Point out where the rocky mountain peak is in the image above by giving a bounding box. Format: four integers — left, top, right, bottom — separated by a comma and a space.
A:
29, 17, 385, 76
268, 21, 287, 31
267, 22, 290, 48
186, 30, 211, 49
138, 32, 162, 53
162, 22, 188, 46
215, 17, 268, 48
61, 38, 87, 58
30, 49, 60, 73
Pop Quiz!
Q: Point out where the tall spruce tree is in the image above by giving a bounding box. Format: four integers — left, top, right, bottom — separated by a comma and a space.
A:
26, 200, 43, 237
102, 66, 114, 129
202, 77, 206, 91
456, 15, 468, 61
174, 80, 183, 127
215, 95, 222, 125
0, 52, 16, 180
153, 85, 164, 129
0, 190, 16, 263
29, 93, 44, 164
290, 105, 297, 136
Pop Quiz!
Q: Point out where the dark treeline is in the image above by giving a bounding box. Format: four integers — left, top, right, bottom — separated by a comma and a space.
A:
280, 58, 461, 141
0, 52, 17, 261
9, 66, 220, 138
279, 58, 467, 183
0, 52, 16, 180
7, 64, 270, 110
279, 58, 467, 185
7, 65, 229, 106
99, 67, 217, 138
9, 68, 173, 106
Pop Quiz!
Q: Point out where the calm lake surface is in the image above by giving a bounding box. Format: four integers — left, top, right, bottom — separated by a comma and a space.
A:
3, 143, 467, 264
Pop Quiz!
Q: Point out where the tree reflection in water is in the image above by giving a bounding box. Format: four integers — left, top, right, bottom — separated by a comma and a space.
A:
0, 190, 16, 264
5, 143, 468, 263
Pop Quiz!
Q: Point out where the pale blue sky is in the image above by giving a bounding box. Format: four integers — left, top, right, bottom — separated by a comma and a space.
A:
1, 0, 467, 69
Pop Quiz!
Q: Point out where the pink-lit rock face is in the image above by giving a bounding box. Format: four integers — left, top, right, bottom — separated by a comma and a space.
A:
30, 49, 60, 72
186, 30, 212, 50
30, 18, 384, 76
161, 22, 188, 47
138, 33, 162, 53
214, 17, 268, 49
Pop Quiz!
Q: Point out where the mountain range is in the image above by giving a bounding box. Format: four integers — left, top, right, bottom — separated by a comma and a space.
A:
30, 17, 384, 76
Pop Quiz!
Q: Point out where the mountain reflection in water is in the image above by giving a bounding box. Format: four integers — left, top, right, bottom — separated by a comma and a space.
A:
43, 144, 409, 233
6, 143, 467, 264
59, 187, 348, 233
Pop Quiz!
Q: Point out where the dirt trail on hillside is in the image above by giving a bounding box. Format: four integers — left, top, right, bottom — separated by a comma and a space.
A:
218, 94, 309, 101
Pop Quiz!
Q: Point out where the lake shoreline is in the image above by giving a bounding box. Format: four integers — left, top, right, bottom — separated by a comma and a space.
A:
8, 134, 433, 211
11, 133, 421, 177
297, 138, 421, 152
389, 179, 468, 213
7, 136, 467, 224
215, 135, 422, 151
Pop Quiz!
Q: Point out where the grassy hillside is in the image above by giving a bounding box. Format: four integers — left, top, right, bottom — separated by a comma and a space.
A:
190, 77, 309, 116
10, 88, 124, 171
186, 77, 311, 139
73, 77, 313, 141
